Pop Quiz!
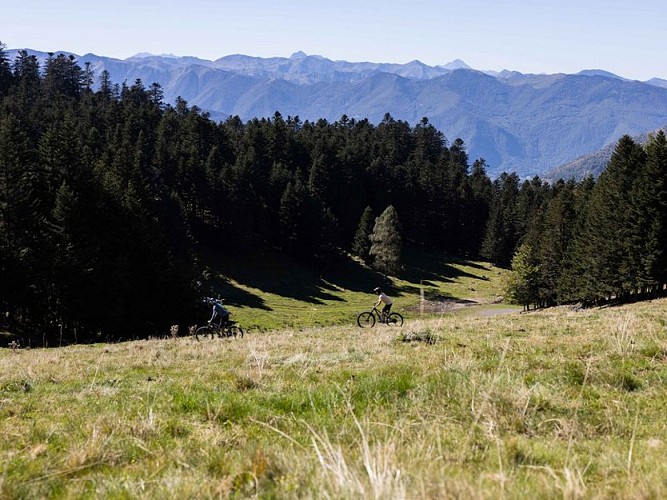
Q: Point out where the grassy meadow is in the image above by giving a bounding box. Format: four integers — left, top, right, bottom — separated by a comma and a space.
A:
199, 245, 510, 332
2, 297, 667, 498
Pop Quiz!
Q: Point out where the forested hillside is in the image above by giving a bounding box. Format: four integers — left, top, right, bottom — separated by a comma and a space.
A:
1, 46, 665, 346
505, 133, 667, 309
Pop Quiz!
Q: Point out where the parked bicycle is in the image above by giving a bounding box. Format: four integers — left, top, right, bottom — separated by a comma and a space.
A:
195, 320, 244, 340
195, 296, 244, 340
357, 306, 403, 328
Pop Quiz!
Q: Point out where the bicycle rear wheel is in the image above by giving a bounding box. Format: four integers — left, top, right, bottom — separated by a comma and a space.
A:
357, 312, 375, 328
195, 325, 215, 340
386, 312, 403, 327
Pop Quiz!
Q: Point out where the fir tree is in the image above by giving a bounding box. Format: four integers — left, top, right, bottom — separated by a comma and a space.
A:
564, 136, 645, 303
630, 130, 667, 292
480, 173, 521, 266
536, 180, 577, 306
279, 176, 321, 256
0, 41, 13, 96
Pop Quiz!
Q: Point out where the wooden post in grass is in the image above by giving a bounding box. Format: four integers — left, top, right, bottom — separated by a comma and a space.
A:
420, 280, 424, 316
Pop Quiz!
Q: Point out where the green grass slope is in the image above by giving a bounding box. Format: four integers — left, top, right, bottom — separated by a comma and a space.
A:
2, 298, 666, 498
197, 245, 511, 332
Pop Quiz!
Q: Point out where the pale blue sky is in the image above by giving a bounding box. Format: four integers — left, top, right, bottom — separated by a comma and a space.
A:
2, 0, 665, 80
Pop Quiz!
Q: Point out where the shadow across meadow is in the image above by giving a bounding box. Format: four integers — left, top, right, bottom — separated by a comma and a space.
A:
198, 240, 492, 308
198, 242, 389, 306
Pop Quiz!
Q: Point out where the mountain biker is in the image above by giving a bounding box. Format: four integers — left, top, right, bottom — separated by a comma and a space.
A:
374, 287, 392, 321
209, 298, 230, 327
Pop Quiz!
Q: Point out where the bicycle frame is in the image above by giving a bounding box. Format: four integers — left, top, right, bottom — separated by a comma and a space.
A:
196, 316, 243, 340
370, 306, 389, 323
210, 320, 236, 334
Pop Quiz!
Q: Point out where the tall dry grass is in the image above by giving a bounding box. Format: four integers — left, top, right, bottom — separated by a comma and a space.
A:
1, 298, 666, 498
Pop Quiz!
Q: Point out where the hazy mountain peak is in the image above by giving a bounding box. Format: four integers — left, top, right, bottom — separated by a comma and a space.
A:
130, 52, 181, 59
646, 77, 667, 89
576, 69, 624, 80
290, 51, 308, 59
441, 59, 471, 70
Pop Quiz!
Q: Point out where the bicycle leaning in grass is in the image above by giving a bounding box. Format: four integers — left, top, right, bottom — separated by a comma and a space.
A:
194, 297, 244, 340
194, 320, 244, 340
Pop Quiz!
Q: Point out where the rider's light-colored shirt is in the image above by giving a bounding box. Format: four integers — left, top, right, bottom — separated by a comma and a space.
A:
377, 293, 392, 305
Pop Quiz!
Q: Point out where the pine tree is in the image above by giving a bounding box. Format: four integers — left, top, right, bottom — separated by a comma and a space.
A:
42, 53, 84, 99
279, 176, 321, 256
0, 41, 13, 96
480, 173, 521, 266
571, 136, 645, 302
12, 50, 40, 97
0, 114, 39, 322
463, 158, 493, 256
535, 180, 577, 306
351, 206, 374, 262
629, 130, 667, 293
369, 205, 402, 274
557, 176, 595, 303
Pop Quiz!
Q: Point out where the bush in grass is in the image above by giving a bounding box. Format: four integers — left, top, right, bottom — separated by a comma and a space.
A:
398, 329, 439, 345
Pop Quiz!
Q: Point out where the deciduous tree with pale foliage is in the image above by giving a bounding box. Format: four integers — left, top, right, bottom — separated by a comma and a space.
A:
369, 205, 402, 275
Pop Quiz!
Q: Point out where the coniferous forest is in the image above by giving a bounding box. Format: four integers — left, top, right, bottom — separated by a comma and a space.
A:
1, 46, 666, 345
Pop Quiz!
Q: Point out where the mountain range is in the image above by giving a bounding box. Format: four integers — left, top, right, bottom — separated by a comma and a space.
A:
8, 48, 667, 178
544, 125, 667, 181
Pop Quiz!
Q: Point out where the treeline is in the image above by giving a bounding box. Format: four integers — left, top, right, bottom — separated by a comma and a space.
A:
503, 133, 667, 308
0, 46, 501, 344
1, 46, 664, 344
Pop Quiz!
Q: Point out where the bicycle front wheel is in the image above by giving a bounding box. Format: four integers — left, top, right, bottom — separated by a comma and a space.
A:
228, 325, 244, 338
357, 312, 375, 328
386, 312, 403, 327
195, 325, 215, 341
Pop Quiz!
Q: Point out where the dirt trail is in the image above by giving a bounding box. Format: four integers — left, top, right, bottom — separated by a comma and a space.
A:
473, 307, 520, 317
406, 298, 520, 317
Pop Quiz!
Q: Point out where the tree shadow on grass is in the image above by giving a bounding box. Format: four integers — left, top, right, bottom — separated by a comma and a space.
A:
206, 278, 272, 311
398, 247, 491, 285
198, 240, 491, 308
198, 242, 389, 306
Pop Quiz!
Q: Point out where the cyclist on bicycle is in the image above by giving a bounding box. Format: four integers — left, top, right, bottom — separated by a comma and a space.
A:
209, 298, 230, 327
374, 287, 392, 322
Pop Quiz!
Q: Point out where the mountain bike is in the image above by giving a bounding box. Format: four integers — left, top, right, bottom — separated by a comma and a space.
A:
357, 306, 403, 328
195, 320, 244, 340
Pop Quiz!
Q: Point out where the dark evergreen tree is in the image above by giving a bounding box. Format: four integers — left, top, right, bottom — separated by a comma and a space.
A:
12, 50, 40, 93
0, 114, 39, 327
628, 130, 667, 293
279, 175, 321, 256
480, 172, 521, 266
461, 159, 493, 256
516, 176, 550, 239
556, 176, 595, 302
535, 180, 577, 306
42, 53, 84, 99
577, 136, 645, 302
98, 70, 114, 100
0, 42, 13, 96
